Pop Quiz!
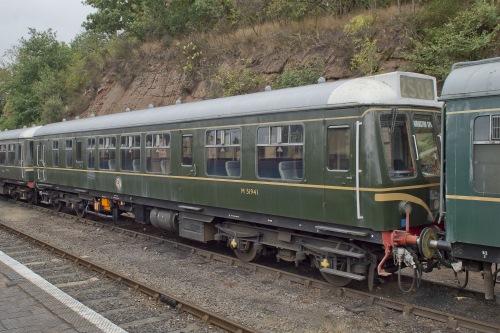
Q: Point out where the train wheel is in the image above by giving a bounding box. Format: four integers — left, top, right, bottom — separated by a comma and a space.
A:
27, 192, 35, 205
53, 201, 62, 212
11, 192, 19, 202
320, 270, 352, 287
75, 202, 86, 218
315, 258, 352, 287
233, 243, 262, 262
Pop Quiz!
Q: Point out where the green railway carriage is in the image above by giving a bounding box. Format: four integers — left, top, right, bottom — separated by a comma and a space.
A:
440, 57, 500, 299
33, 71, 442, 288
0, 126, 40, 202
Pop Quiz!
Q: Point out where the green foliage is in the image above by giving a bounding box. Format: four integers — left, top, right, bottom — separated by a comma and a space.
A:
404, 1, 500, 81
343, 14, 378, 75
41, 96, 64, 125
213, 60, 264, 97
271, 62, 324, 89
5, 29, 72, 128
129, 0, 172, 40
82, 0, 142, 35
415, 0, 467, 29
84, 0, 239, 38
70, 32, 111, 91
0, 67, 10, 116
350, 37, 379, 75
343, 14, 375, 36
178, 42, 204, 78
188, 0, 239, 33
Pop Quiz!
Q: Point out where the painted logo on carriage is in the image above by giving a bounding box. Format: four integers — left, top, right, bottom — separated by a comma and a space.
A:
115, 176, 123, 192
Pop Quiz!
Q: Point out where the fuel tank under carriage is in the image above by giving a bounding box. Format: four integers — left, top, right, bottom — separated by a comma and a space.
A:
32, 71, 443, 289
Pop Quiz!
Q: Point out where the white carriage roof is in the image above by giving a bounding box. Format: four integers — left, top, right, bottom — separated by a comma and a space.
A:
33, 71, 441, 137
440, 57, 500, 101
0, 126, 42, 141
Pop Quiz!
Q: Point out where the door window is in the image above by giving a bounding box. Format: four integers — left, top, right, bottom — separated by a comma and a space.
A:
182, 135, 193, 166
327, 126, 350, 171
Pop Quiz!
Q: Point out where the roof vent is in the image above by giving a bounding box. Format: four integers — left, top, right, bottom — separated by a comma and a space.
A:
175, 99, 181, 105
75, 116, 80, 120
62, 119, 66, 122
317, 77, 326, 84
90, 113, 95, 117
125, 107, 131, 112
264, 85, 272, 91
23, 126, 27, 128
148, 104, 154, 108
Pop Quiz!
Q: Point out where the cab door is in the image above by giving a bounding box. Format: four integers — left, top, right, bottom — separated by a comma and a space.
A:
324, 120, 357, 226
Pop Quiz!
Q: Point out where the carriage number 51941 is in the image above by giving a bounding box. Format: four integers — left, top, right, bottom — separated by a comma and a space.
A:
241, 188, 259, 196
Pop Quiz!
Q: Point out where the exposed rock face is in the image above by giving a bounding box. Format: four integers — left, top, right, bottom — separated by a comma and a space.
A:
81, 12, 411, 117
83, 64, 188, 116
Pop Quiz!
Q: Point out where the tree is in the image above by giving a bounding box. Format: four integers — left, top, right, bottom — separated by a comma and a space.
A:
41, 96, 64, 125
83, 0, 143, 35
404, 1, 500, 81
5, 29, 72, 127
0, 67, 10, 116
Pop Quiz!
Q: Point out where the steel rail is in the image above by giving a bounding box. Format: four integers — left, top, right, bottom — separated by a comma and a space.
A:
0, 220, 260, 333
4, 198, 500, 333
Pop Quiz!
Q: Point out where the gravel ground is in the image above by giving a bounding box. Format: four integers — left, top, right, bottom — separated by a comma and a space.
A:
0, 200, 498, 333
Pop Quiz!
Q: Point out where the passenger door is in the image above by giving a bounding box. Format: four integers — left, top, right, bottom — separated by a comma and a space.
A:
75, 139, 84, 170
180, 133, 195, 177
19, 143, 24, 179
37, 142, 46, 181
324, 121, 356, 226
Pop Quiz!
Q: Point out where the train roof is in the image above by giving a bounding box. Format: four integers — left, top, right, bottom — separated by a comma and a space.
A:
34, 71, 441, 137
0, 126, 42, 141
440, 57, 500, 101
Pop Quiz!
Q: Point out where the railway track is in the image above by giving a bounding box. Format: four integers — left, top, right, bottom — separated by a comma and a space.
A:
1, 198, 499, 333
0, 219, 259, 333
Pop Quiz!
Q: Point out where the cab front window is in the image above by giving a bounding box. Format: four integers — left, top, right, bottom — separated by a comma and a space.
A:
380, 111, 414, 178
412, 114, 440, 177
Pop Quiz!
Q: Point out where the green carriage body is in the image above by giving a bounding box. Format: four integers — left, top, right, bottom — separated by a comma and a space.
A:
441, 57, 500, 263
33, 72, 441, 243
0, 127, 39, 200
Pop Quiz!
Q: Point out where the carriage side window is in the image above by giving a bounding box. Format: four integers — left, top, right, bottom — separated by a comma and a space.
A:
413, 114, 440, 177
205, 128, 241, 177
87, 138, 96, 169
120, 135, 141, 172
6, 144, 15, 165
65, 140, 73, 168
52, 141, 59, 167
182, 135, 193, 166
146, 133, 171, 174
379, 113, 414, 178
98, 136, 116, 170
327, 126, 350, 171
257, 124, 304, 180
472, 115, 500, 193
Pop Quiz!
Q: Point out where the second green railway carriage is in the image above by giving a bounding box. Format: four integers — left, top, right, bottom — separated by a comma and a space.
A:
33, 72, 442, 288
440, 57, 500, 299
